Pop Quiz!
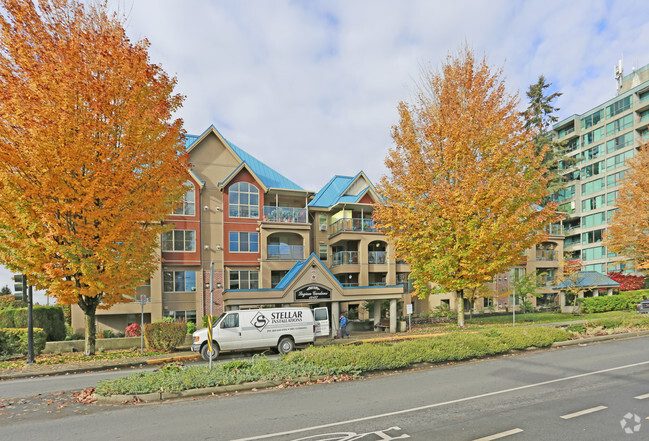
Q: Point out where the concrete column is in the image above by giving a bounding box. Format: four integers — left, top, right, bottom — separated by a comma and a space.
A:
389, 299, 397, 333
358, 238, 369, 286
331, 301, 340, 338
373, 300, 381, 332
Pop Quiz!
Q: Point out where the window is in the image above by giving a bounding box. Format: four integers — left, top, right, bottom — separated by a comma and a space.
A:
581, 127, 605, 146
581, 109, 604, 129
564, 235, 580, 245
605, 114, 633, 136
582, 229, 604, 245
581, 144, 604, 161
163, 310, 197, 323
319, 214, 327, 230
222, 313, 239, 328
319, 243, 328, 260
557, 124, 575, 138
582, 246, 606, 261
565, 138, 579, 153
606, 149, 634, 171
172, 182, 196, 216
229, 182, 259, 218
271, 270, 288, 288
607, 170, 627, 188
582, 212, 607, 228
229, 270, 259, 289
607, 209, 618, 222
607, 191, 619, 205
581, 160, 604, 179
229, 231, 259, 253
163, 271, 197, 292
606, 95, 632, 118
162, 230, 196, 252
582, 195, 605, 212
584, 263, 605, 273
581, 178, 605, 195
552, 185, 575, 202
606, 132, 633, 154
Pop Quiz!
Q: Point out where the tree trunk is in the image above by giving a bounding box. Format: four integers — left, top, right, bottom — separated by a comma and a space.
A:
77, 294, 102, 356
456, 290, 465, 327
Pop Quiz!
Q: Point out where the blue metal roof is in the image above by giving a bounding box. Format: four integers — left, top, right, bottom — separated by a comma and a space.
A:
184, 126, 303, 191
309, 171, 381, 208
553, 271, 620, 289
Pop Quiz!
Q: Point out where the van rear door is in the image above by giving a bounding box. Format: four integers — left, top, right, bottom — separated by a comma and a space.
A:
313, 307, 330, 337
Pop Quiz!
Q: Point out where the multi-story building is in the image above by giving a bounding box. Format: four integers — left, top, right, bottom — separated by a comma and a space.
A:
553, 62, 649, 275
71, 126, 408, 335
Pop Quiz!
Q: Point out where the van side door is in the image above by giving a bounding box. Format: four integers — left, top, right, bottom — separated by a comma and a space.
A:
313, 307, 330, 337
217, 312, 241, 350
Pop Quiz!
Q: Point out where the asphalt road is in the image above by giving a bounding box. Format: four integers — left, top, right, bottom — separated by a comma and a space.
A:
2, 336, 649, 440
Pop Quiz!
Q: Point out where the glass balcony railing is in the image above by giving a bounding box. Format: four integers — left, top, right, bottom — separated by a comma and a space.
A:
369, 282, 387, 286
545, 224, 564, 236
536, 250, 557, 261
368, 251, 387, 264
537, 275, 556, 287
330, 218, 377, 235
332, 251, 359, 266
340, 282, 359, 287
263, 206, 307, 224
267, 244, 304, 260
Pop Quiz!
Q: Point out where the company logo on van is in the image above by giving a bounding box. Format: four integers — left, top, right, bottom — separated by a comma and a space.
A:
251, 312, 269, 332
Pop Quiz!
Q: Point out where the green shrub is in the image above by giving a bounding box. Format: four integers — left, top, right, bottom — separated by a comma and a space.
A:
0, 328, 47, 356
186, 322, 196, 334
579, 292, 647, 313
0, 295, 27, 310
202, 315, 218, 328
566, 324, 587, 334
143, 321, 187, 351
1, 306, 66, 341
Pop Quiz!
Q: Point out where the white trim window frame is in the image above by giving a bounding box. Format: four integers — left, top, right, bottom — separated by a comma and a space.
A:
229, 182, 260, 218
171, 182, 196, 216
162, 230, 196, 252
229, 270, 259, 289
229, 231, 259, 253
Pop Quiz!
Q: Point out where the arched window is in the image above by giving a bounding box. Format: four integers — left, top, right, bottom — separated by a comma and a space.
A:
229, 182, 259, 218
172, 181, 195, 215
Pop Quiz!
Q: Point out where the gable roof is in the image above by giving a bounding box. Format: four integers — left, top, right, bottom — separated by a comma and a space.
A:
184, 126, 303, 191
309, 171, 382, 208
554, 271, 621, 289
275, 253, 343, 291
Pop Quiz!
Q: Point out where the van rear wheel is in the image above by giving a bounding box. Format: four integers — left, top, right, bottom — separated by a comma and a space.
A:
277, 337, 295, 354
200, 343, 219, 361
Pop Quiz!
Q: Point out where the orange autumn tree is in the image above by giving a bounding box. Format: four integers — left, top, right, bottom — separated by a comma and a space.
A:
607, 142, 649, 270
374, 48, 556, 326
0, 0, 188, 355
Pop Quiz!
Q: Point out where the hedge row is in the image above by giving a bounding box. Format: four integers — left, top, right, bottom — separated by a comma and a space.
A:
578, 291, 647, 313
96, 326, 569, 396
0, 306, 66, 341
143, 321, 187, 351
0, 328, 47, 357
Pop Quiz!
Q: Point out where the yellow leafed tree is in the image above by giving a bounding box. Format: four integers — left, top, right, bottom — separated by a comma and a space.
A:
607, 142, 649, 270
0, 0, 189, 354
374, 48, 556, 326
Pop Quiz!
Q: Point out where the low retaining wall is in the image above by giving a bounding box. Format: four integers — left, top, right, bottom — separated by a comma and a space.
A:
43, 335, 194, 354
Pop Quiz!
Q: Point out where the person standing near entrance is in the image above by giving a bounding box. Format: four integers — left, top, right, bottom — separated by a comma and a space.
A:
339, 313, 350, 338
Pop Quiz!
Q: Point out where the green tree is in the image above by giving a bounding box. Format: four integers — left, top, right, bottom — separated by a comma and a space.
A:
374, 48, 556, 327
0, 1, 188, 355
522, 76, 577, 198
0, 285, 11, 297
512, 272, 542, 315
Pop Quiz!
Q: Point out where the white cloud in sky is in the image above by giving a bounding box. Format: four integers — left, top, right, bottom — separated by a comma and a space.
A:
2, 0, 648, 296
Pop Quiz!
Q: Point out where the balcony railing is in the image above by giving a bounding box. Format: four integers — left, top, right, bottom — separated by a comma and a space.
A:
536, 250, 557, 261
537, 276, 555, 287
332, 251, 359, 266
267, 244, 304, 260
330, 218, 377, 235
545, 224, 564, 236
368, 251, 387, 264
340, 282, 359, 287
369, 282, 387, 286
263, 206, 307, 224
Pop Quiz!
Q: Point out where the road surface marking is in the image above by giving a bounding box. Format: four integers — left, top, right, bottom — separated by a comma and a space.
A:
635, 393, 649, 400
232, 359, 649, 441
473, 428, 524, 440
560, 406, 607, 419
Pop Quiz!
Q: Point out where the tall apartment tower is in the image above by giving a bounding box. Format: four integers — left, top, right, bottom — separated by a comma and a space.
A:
553, 62, 649, 274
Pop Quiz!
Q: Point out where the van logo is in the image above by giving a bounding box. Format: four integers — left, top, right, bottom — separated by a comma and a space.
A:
251, 312, 268, 332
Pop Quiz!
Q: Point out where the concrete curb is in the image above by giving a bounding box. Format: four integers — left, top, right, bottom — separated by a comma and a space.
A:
95, 376, 327, 404
551, 329, 649, 347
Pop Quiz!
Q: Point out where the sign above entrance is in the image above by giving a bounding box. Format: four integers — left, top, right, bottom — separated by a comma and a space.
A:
295, 285, 331, 301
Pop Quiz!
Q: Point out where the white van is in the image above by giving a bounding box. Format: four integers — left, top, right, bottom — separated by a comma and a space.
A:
191, 307, 330, 361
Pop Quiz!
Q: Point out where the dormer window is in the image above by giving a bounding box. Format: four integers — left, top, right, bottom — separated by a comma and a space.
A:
229, 182, 259, 218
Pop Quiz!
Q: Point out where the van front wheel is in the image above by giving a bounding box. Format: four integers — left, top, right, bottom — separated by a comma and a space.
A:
201, 342, 219, 361
277, 337, 295, 354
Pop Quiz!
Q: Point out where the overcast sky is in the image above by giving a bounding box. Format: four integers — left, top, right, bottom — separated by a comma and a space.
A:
2, 0, 649, 303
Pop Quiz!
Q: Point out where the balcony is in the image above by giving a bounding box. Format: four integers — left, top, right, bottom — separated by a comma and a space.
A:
545, 224, 564, 236
330, 218, 377, 235
536, 250, 558, 261
368, 251, 387, 264
332, 251, 359, 266
537, 275, 555, 287
267, 244, 304, 260
263, 206, 307, 224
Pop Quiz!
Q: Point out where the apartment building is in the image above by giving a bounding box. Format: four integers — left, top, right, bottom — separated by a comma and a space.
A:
72, 126, 408, 334
552, 63, 649, 275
